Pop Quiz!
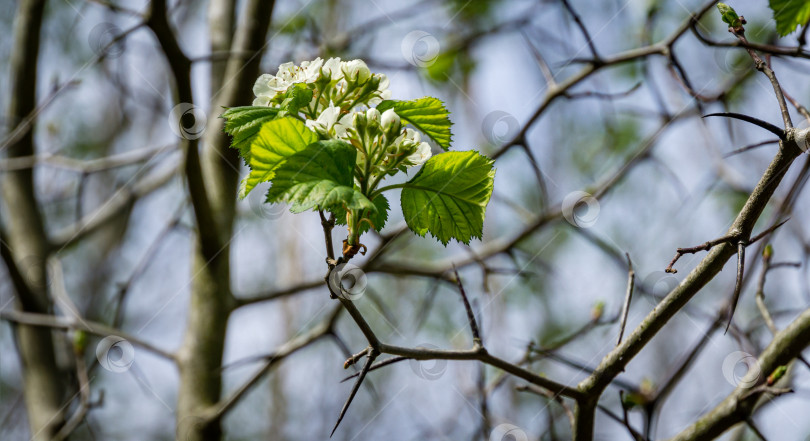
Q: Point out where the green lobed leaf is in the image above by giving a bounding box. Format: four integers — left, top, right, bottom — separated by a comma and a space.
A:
333, 193, 390, 234
241, 117, 318, 198
221, 106, 281, 160
376, 97, 453, 150
399, 150, 495, 245
717, 3, 742, 28
265, 140, 375, 214
769, 0, 810, 36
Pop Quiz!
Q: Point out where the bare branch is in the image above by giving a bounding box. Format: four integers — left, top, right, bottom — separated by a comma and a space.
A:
50, 162, 180, 249
331, 349, 379, 437
453, 267, 482, 346
202, 307, 338, 423
728, 27, 793, 130
664, 233, 738, 274
0, 310, 176, 361
669, 307, 810, 440
560, 0, 600, 60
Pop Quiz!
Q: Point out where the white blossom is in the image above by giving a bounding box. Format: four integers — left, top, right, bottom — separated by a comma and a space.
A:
299, 57, 325, 83
252, 73, 291, 105
252, 58, 325, 105
406, 141, 432, 166
305, 103, 351, 138
321, 57, 343, 81
252, 95, 271, 107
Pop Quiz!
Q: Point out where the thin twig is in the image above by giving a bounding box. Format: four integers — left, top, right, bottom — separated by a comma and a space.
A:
723, 139, 780, 158
665, 233, 738, 273
665, 219, 788, 274
453, 267, 482, 346
331, 349, 379, 437
617, 253, 635, 346
730, 28, 793, 130
0, 310, 176, 361
756, 246, 778, 335
52, 349, 92, 441
596, 403, 647, 441
782, 89, 810, 122
340, 356, 410, 383
521, 30, 555, 88
320, 209, 336, 261
753, 250, 810, 370
343, 347, 370, 369
516, 383, 575, 430
564, 82, 642, 100
202, 308, 338, 423
724, 241, 746, 334
749, 218, 789, 244
560, 0, 600, 61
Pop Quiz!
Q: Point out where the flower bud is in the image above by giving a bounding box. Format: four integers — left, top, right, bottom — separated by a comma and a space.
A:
381, 108, 401, 138
381, 109, 400, 130
352, 111, 367, 138
590, 300, 605, 321
366, 108, 381, 127
343, 59, 371, 84
763, 244, 773, 260
767, 365, 787, 385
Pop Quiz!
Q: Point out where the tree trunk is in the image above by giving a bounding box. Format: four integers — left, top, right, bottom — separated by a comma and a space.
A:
1, 0, 68, 439
176, 1, 274, 440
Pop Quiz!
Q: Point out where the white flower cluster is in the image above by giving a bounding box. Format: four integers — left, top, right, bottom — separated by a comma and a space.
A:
252, 57, 390, 110
252, 57, 432, 192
